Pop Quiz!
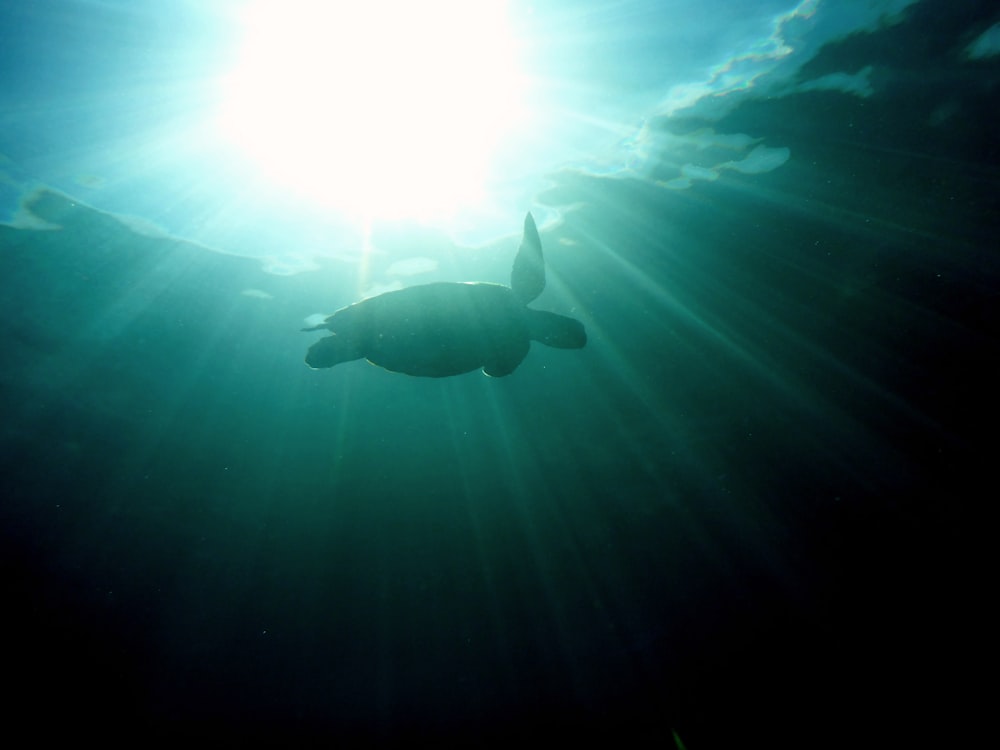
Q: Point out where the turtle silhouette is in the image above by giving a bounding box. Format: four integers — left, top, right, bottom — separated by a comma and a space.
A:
302, 213, 586, 377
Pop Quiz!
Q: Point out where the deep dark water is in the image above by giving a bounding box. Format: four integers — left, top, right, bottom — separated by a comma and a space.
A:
2, 4, 997, 746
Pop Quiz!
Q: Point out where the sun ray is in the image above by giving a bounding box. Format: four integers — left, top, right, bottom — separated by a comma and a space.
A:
215, 0, 527, 222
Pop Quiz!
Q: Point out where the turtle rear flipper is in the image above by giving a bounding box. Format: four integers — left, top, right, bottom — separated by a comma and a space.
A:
526, 310, 586, 349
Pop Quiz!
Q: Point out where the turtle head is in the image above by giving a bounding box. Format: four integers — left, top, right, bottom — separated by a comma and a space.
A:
305, 334, 364, 369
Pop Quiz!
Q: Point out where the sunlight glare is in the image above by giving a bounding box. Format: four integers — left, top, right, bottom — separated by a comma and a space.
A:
217, 0, 526, 221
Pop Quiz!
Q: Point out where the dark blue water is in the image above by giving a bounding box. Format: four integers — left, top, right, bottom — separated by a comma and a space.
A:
1, 1, 996, 745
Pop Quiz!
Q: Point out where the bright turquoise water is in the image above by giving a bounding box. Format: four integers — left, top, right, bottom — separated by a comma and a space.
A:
1, 1, 995, 745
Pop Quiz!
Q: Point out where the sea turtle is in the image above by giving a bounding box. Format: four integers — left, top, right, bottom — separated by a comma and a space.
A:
302, 213, 586, 377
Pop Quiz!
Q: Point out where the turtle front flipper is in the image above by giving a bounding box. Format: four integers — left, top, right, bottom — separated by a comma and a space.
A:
483, 340, 530, 377
305, 334, 364, 369
510, 212, 546, 304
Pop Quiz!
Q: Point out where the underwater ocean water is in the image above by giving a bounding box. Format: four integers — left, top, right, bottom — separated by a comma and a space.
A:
1, 0, 996, 745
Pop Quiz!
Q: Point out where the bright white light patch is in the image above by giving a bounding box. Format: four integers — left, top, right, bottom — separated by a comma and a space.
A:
241, 288, 274, 299
217, 0, 525, 222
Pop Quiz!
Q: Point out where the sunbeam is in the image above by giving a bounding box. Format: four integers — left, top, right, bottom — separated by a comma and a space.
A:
216, 0, 527, 222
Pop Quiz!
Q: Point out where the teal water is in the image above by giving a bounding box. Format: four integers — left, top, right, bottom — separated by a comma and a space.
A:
1, 1, 996, 745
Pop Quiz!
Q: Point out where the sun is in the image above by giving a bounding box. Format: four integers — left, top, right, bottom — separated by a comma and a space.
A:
216, 0, 527, 222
